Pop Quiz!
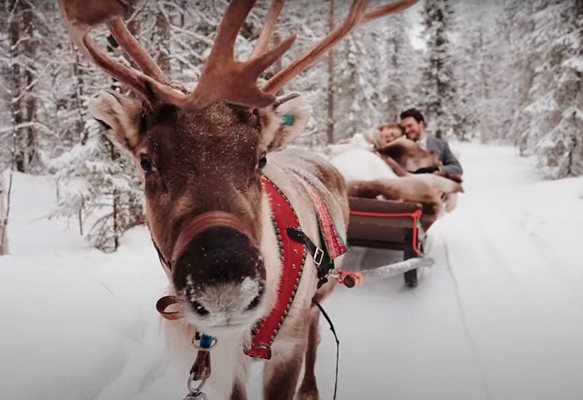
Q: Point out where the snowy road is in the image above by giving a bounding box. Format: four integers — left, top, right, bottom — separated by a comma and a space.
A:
312, 144, 583, 400
1, 143, 583, 400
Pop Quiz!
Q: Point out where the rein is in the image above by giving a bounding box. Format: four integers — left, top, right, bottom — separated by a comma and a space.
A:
314, 300, 340, 400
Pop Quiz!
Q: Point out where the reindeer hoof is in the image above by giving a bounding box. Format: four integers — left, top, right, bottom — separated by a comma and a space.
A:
296, 389, 319, 400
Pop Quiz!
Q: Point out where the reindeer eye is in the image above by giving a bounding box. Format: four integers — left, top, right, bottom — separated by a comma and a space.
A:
248, 111, 259, 127
140, 157, 153, 173
258, 155, 267, 170
192, 301, 209, 316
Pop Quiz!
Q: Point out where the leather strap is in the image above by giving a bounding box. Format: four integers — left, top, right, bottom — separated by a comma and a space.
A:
156, 295, 181, 320
287, 227, 335, 288
244, 176, 306, 360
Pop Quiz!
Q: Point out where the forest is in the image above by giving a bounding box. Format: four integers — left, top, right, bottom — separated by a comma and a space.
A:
1, 0, 581, 252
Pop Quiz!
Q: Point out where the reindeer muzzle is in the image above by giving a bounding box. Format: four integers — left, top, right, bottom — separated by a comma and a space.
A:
171, 211, 254, 264
170, 211, 264, 292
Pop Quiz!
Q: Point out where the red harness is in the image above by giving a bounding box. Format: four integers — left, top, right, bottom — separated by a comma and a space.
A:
243, 176, 307, 359
155, 176, 347, 360
245, 176, 348, 359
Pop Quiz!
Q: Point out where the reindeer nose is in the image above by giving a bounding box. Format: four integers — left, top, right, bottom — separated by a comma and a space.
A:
173, 226, 266, 307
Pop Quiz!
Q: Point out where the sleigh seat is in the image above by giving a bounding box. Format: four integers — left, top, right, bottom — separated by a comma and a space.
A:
346, 197, 428, 288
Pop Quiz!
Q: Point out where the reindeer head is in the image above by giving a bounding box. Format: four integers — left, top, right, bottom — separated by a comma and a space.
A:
60, 0, 418, 335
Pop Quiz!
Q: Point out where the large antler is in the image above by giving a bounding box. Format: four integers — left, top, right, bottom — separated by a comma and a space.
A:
250, 0, 286, 59
60, 0, 417, 110
59, 0, 166, 106
173, 0, 295, 109
263, 0, 419, 95
59, 0, 295, 110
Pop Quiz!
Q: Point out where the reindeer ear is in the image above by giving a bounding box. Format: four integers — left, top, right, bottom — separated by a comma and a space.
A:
260, 93, 312, 151
88, 89, 144, 153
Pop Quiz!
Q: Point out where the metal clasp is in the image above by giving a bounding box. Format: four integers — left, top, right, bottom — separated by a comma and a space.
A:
313, 247, 324, 266
183, 374, 208, 400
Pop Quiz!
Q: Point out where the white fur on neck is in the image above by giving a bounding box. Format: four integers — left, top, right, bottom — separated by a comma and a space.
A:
158, 192, 281, 399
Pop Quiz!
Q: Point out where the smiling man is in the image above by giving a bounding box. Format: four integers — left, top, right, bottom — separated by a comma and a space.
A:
400, 108, 463, 176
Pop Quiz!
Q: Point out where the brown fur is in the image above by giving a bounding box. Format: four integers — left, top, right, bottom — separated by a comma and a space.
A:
231, 380, 247, 400
370, 140, 464, 217
435, 170, 463, 184
135, 102, 266, 260
376, 137, 440, 172
375, 137, 464, 186
378, 153, 464, 194
347, 179, 441, 230
60, 0, 130, 27
297, 306, 322, 400
347, 179, 441, 206
263, 344, 306, 400
377, 153, 410, 177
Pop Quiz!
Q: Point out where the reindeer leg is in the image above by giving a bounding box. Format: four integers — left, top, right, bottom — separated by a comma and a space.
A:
263, 341, 306, 400
296, 305, 321, 400
230, 379, 247, 400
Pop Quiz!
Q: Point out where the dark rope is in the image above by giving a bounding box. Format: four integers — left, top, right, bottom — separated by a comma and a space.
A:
314, 300, 339, 400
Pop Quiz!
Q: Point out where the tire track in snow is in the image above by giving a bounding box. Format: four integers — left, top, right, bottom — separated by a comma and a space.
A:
473, 204, 577, 315
441, 235, 492, 400
439, 193, 583, 399
466, 204, 527, 291
469, 206, 583, 394
526, 229, 579, 296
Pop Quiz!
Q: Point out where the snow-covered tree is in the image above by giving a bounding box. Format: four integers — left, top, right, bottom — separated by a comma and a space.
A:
4, 0, 580, 255
418, 0, 459, 139
3, 0, 43, 173
450, 8, 504, 143
48, 119, 144, 252
496, 1, 541, 151
377, 14, 422, 123
335, 27, 382, 140
0, 172, 9, 255
275, 0, 331, 148
525, 0, 583, 178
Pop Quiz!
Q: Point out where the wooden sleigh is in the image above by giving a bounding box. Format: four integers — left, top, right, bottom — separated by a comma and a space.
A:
346, 197, 430, 288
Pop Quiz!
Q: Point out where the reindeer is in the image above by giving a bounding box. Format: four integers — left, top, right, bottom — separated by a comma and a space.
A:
59, 0, 419, 399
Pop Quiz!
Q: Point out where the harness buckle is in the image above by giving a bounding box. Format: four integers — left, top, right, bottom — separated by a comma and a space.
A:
313, 247, 324, 266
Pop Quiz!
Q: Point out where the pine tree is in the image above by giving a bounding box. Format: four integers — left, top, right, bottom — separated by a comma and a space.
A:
334, 27, 381, 140
498, 0, 540, 152
378, 14, 421, 122
4, 0, 42, 172
527, 0, 583, 178
48, 119, 144, 252
451, 8, 505, 143
0, 171, 9, 255
418, 0, 458, 138
277, 0, 331, 148
481, 10, 520, 143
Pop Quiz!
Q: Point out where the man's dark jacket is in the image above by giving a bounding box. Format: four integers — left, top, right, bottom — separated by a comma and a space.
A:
425, 136, 463, 175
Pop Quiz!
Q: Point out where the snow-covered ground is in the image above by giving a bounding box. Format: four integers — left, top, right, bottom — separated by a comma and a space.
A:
1, 143, 583, 400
